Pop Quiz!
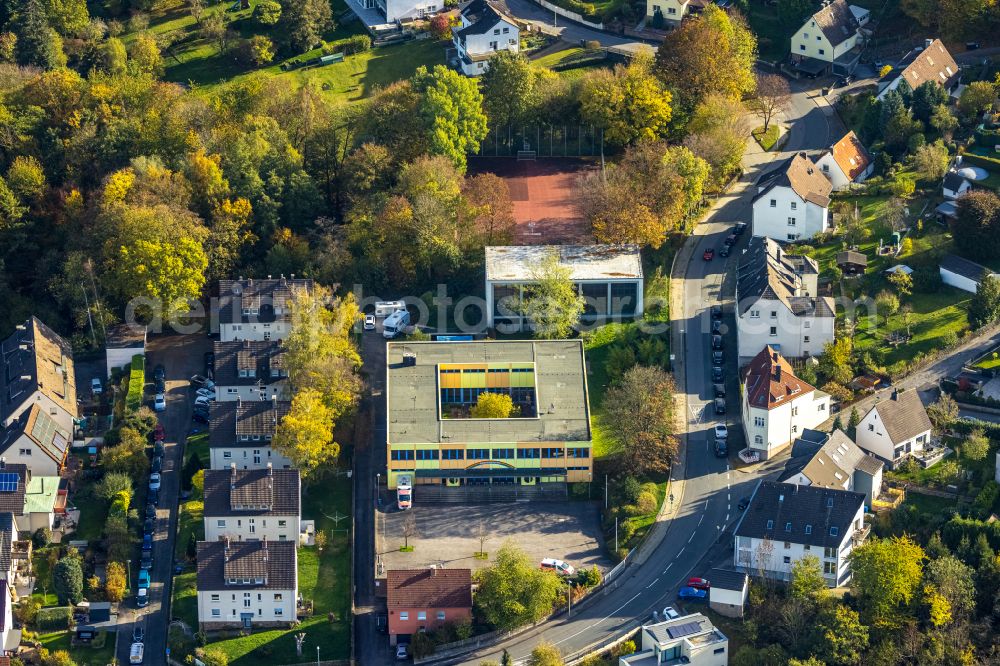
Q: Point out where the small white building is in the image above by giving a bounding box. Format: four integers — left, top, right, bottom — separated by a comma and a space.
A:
213, 341, 288, 403
707, 568, 749, 619
790, 0, 868, 76
940, 254, 997, 294
784, 429, 883, 506
104, 324, 146, 380
943, 171, 972, 200
646, 0, 707, 27
741, 347, 831, 460
216, 277, 313, 343
814, 131, 873, 190
203, 465, 300, 543
618, 613, 728, 666
735, 482, 867, 587
485, 245, 643, 332
451, 0, 519, 76
752, 153, 833, 243
196, 538, 297, 630
855, 389, 933, 468
208, 399, 293, 471
878, 39, 960, 100
736, 237, 834, 363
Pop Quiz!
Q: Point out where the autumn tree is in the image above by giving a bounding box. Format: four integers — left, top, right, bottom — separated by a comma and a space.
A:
812, 604, 869, 666
104, 561, 127, 602
474, 542, 562, 631
470, 392, 517, 418
102, 427, 151, 478
912, 140, 949, 182
518, 252, 585, 339
527, 643, 564, 666
849, 535, 925, 628
789, 554, 826, 601
273, 388, 337, 479
128, 33, 163, 75
962, 428, 990, 462
819, 336, 853, 385
926, 393, 959, 429
117, 237, 208, 321
462, 173, 516, 246
958, 80, 996, 118
279, 0, 334, 52
429, 13, 452, 40
749, 72, 790, 132
684, 93, 751, 189
924, 554, 975, 620
411, 65, 488, 171
603, 365, 678, 476
255, 0, 282, 24
579, 54, 672, 147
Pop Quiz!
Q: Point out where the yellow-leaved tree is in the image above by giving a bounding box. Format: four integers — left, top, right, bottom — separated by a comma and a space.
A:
272, 388, 337, 478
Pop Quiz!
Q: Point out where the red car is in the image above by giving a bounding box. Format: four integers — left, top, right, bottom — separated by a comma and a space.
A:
703, 248, 715, 261
687, 577, 711, 590
153, 423, 166, 442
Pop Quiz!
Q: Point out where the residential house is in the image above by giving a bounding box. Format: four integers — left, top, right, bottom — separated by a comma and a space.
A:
18, 474, 62, 532
790, 0, 869, 76
213, 341, 288, 402
943, 171, 972, 200
814, 131, 873, 190
485, 245, 643, 331
940, 254, 997, 294
735, 237, 834, 362
752, 152, 833, 242
878, 38, 960, 100
451, 0, 519, 76
203, 464, 300, 543
734, 481, 868, 587
646, 0, 708, 27
0, 511, 31, 603
386, 339, 592, 491
783, 429, 884, 505
741, 347, 831, 460
618, 613, 728, 666
386, 568, 473, 646
216, 277, 313, 343
196, 538, 297, 630
0, 405, 71, 476
707, 568, 749, 619
0, 317, 77, 435
208, 399, 293, 470
0, 575, 19, 654
855, 389, 933, 467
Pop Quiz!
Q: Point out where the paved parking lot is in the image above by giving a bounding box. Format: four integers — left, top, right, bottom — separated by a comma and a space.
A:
378, 500, 610, 575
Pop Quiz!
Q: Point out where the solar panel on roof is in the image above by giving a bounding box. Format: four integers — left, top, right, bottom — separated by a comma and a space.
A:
0, 473, 19, 493
666, 621, 701, 639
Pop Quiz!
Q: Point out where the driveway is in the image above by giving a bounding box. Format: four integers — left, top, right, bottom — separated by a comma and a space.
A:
115, 334, 210, 665
503, 0, 639, 47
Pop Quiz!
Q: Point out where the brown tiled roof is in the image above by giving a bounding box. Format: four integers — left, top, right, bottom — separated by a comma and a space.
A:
197, 539, 297, 591
741, 347, 816, 411
897, 39, 959, 91
754, 153, 832, 208
0, 318, 77, 423
869, 389, 933, 443
213, 340, 288, 388
387, 569, 473, 610
810, 0, 860, 48
203, 467, 300, 517
830, 131, 872, 181
217, 277, 312, 327
209, 400, 291, 450
800, 429, 882, 489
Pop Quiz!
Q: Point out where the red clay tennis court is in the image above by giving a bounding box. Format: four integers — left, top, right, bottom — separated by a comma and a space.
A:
467, 157, 598, 244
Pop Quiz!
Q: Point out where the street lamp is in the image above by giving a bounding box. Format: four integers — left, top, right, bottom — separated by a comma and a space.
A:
316, 646, 320, 666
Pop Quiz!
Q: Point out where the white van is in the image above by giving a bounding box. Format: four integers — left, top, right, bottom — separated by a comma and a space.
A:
374, 301, 407, 317
382, 309, 410, 339
130, 642, 144, 664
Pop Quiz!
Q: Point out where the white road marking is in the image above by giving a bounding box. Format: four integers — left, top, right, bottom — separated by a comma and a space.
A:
663, 563, 673, 574
688, 533, 694, 543
678, 546, 685, 557
727, 493, 731, 501
646, 578, 660, 589
727, 504, 731, 511
726, 513, 730, 522
697, 514, 704, 526
551, 592, 642, 646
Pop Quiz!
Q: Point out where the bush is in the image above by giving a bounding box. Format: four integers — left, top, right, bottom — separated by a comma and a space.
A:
619, 477, 642, 504
35, 606, 73, 631
32, 527, 51, 549
14, 597, 41, 626
583, 39, 600, 50
576, 565, 602, 587
635, 491, 658, 515
120, 407, 157, 437
344, 34, 372, 55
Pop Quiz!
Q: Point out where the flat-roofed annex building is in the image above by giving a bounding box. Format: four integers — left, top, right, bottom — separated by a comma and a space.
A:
385, 340, 592, 491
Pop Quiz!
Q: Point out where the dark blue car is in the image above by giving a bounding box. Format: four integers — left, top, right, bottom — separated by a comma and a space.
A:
678, 586, 707, 601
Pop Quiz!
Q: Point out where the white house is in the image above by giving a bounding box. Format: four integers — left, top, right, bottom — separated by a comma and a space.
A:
790, 0, 868, 76
103, 323, 146, 380
19, 474, 62, 533
735, 482, 868, 587
203, 465, 300, 543
752, 153, 833, 242
213, 341, 288, 403
784, 429, 884, 506
878, 39, 960, 100
618, 613, 728, 666
707, 568, 749, 619
736, 237, 834, 363
646, 0, 707, 27
814, 131, 873, 190
741, 347, 831, 460
940, 254, 997, 294
0, 317, 77, 436
485, 245, 643, 332
943, 171, 972, 200
0, 405, 71, 477
451, 0, 519, 76
216, 277, 313, 343
196, 538, 297, 630
855, 389, 933, 467
208, 399, 293, 470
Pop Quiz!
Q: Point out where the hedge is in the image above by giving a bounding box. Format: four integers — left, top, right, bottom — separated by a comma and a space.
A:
36, 606, 73, 631
125, 354, 145, 412
975, 128, 1000, 147
961, 150, 1000, 171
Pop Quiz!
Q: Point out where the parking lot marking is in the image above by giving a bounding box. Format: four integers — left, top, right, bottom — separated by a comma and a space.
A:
646, 578, 659, 589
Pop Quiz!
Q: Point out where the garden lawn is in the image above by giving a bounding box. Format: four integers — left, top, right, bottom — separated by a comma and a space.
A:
185, 431, 209, 466
31, 546, 60, 607
70, 477, 108, 544
171, 571, 198, 628
38, 631, 116, 666
974, 354, 1000, 372
175, 499, 204, 561
752, 125, 780, 151
205, 480, 352, 665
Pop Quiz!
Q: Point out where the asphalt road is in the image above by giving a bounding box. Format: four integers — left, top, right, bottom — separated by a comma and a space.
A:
503, 0, 638, 46
115, 334, 206, 665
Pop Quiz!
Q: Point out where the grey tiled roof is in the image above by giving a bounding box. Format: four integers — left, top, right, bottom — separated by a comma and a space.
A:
869, 389, 933, 444
203, 467, 300, 517
213, 340, 288, 388
209, 401, 291, 450
197, 539, 296, 591
217, 278, 312, 328
0, 317, 77, 423
735, 482, 864, 548
809, 0, 860, 48
707, 568, 747, 592
736, 237, 831, 318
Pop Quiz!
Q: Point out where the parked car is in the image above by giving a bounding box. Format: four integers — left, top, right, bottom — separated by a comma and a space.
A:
713, 350, 724, 365
195, 387, 215, 400
148, 488, 159, 507
711, 366, 724, 382
710, 305, 722, 320
153, 377, 165, 394
138, 569, 150, 589
719, 245, 731, 258
687, 577, 711, 590
145, 503, 156, 519
132, 625, 144, 642
713, 383, 726, 398
142, 534, 152, 552
734, 222, 748, 235
678, 586, 707, 601
663, 606, 680, 620
90, 377, 102, 395
711, 319, 722, 334
395, 643, 409, 661
714, 424, 728, 439
153, 365, 165, 382
151, 456, 162, 473
153, 394, 166, 412
148, 473, 161, 491
738, 496, 751, 511
714, 398, 726, 415
714, 439, 728, 458
724, 234, 737, 246
703, 248, 715, 261
967, 41, 981, 50
143, 518, 155, 536
153, 440, 165, 456
140, 553, 152, 570
194, 395, 212, 408
189, 375, 214, 390
364, 314, 376, 331
136, 589, 148, 609
130, 641, 144, 663
711, 335, 723, 350
540, 558, 576, 576
152, 424, 165, 442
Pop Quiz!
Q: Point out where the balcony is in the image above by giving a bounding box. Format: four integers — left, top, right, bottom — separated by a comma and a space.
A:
852, 523, 871, 545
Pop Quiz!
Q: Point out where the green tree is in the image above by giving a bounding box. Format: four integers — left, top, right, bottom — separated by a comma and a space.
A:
474, 542, 562, 631
924, 554, 975, 620
820, 336, 853, 385
102, 427, 151, 478
481, 50, 537, 128
789, 554, 826, 601
411, 65, 488, 171
45, 0, 90, 36
116, 236, 207, 321
127, 33, 163, 75
12, 0, 64, 69
469, 392, 517, 418
849, 535, 925, 628
518, 251, 585, 338
602, 365, 678, 476
911, 80, 949, 123
242, 35, 275, 66
912, 140, 949, 182
579, 55, 672, 147
254, 0, 282, 25
930, 104, 958, 139
526, 643, 563, 666
813, 603, 869, 666
100, 36, 128, 73
273, 388, 338, 479
926, 393, 959, 429
953, 190, 1000, 262
888, 270, 913, 296
963, 427, 990, 462
875, 290, 900, 325
969, 274, 1000, 328
7, 155, 46, 203
52, 555, 84, 605
278, 0, 333, 52
958, 80, 996, 118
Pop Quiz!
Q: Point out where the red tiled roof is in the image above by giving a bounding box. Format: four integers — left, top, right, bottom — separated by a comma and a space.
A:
741, 347, 815, 411
387, 569, 472, 610
831, 131, 872, 181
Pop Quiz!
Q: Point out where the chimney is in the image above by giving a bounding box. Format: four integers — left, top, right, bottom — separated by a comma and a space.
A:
775, 364, 782, 381
1, 458, 7, 470
263, 536, 268, 561
267, 462, 273, 476
892, 389, 900, 401
925, 38, 933, 48
224, 536, 230, 561
267, 275, 272, 279
231, 463, 237, 490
